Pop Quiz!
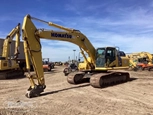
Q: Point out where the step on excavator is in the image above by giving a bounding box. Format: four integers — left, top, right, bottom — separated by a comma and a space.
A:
22, 14, 130, 98
0, 23, 25, 79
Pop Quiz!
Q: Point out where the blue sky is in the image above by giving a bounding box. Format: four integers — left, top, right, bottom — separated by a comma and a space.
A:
0, 0, 153, 62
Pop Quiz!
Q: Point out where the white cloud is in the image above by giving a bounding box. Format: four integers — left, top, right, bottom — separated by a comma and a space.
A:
41, 42, 80, 62
65, 0, 88, 15
40, 33, 153, 62
35, 5, 153, 61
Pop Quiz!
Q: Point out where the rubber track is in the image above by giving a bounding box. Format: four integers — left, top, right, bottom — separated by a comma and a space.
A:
0, 70, 24, 79
90, 72, 130, 88
67, 71, 130, 88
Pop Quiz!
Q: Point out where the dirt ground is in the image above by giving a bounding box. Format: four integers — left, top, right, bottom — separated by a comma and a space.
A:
0, 66, 153, 115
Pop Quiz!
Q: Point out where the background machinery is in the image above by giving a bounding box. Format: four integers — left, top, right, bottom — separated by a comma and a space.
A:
22, 14, 130, 98
63, 60, 78, 76
0, 23, 25, 79
54, 62, 63, 66
42, 58, 54, 71
126, 52, 153, 71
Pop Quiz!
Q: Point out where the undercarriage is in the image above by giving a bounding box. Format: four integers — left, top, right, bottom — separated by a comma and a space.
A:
67, 70, 130, 88
0, 69, 25, 79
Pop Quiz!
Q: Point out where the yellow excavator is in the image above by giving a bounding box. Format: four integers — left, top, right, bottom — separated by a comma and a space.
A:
126, 52, 153, 71
22, 14, 130, 98
139, 52, 153, 64
0, 23, 24, 79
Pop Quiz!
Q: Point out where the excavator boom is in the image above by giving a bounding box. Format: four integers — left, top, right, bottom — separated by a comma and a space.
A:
22, 14, 96, 97
2, 23, 20, 59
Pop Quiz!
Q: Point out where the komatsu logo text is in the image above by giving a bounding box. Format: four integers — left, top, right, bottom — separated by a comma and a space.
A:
51, 33, 72, 38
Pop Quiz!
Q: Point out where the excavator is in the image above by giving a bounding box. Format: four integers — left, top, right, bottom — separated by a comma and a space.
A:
22, 14, 130, 98
0, 23, 25, 79
126, 52, 153, 71
139, 52, 153, 64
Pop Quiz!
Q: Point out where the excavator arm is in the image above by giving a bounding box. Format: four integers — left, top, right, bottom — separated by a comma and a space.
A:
22, 14, 96, 98
2, 23, 20, 59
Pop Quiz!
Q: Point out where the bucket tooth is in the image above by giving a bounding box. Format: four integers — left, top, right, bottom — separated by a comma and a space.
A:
25, 85, 46, 98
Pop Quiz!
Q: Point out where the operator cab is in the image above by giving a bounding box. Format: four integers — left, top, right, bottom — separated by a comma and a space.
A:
96, 47, 122, 67
118, 51, 126, 57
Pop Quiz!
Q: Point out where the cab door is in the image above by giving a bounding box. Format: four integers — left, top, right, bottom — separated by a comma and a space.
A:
95, 48, 106, 67
105, 48, 116, 67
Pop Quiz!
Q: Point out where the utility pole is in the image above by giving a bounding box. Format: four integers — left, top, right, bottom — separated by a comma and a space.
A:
73, 49, 76, 61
